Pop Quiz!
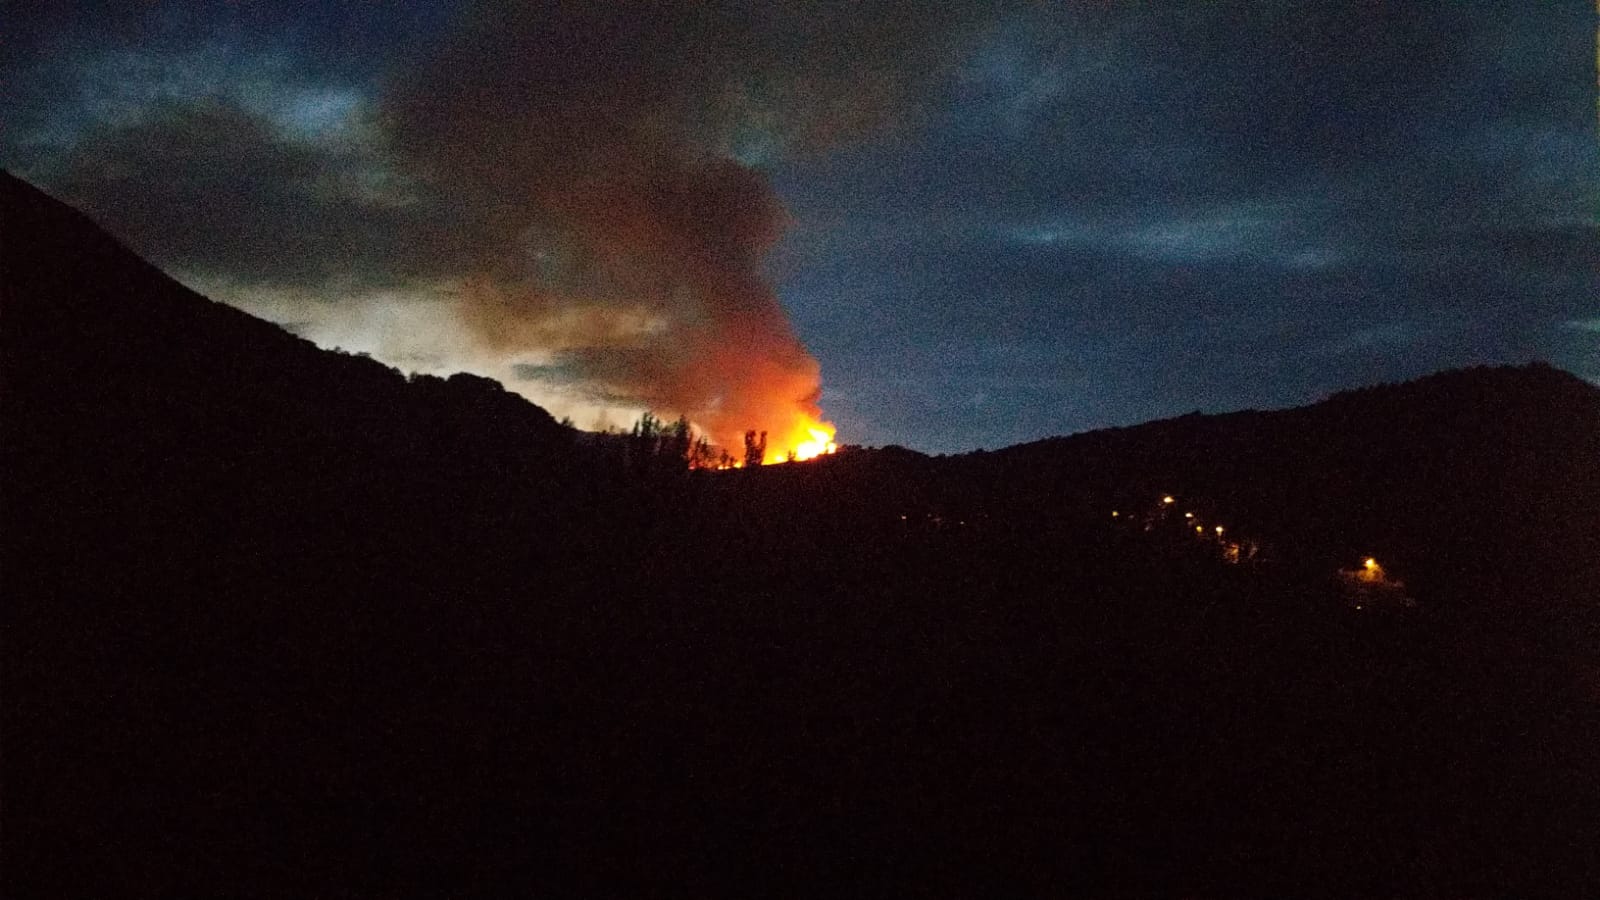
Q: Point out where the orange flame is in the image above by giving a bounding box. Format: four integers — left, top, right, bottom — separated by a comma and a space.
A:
764, 415, 838, 464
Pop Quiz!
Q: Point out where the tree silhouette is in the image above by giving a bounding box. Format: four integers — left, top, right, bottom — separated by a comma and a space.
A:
669, 414, 692, 469
630, 411, 662, 472
743, 430, 767, 468
690, 434, 714, 470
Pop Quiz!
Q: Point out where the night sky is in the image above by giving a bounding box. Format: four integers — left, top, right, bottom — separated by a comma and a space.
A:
5, 2, 1597, 453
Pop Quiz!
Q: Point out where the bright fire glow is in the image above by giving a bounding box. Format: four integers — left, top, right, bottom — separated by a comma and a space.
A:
1364, 557, 1378, 570
763, 418, 838, 464
792, 428, 838, 461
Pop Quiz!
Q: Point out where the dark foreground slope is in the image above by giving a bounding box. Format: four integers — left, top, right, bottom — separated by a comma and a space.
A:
5, 172, 1599, 897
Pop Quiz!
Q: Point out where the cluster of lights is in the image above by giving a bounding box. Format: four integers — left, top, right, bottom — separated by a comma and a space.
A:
1112, 494, 1248, 562
1166, 495, 1224, 538
1115, 495, 1393, 597
1115, 495, 1232, 537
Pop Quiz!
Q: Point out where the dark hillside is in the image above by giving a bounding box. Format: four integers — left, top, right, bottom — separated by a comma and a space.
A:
746, 365, 1600, 637
3, 168, 600, 598
968, 364, 1600, 632
5, 172, 1599, 897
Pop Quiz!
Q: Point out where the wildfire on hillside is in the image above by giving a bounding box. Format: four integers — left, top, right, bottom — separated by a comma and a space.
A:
694, 412, 837, 468
766, 418, 838, 464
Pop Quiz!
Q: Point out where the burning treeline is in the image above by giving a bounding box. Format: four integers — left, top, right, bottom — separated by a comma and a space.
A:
611, 411, 835, 471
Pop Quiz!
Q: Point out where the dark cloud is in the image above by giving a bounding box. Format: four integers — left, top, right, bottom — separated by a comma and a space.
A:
43, 98, 468, 288
511, 363, 572, 383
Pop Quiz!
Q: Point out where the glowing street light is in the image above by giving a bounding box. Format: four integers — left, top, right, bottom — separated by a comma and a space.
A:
1162, 496, 1175, 505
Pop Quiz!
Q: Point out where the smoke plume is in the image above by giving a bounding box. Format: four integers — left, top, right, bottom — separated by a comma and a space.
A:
377, 1, 983, 450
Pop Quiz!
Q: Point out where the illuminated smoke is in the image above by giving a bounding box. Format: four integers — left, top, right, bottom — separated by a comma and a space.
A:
380, 1, 983, 451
